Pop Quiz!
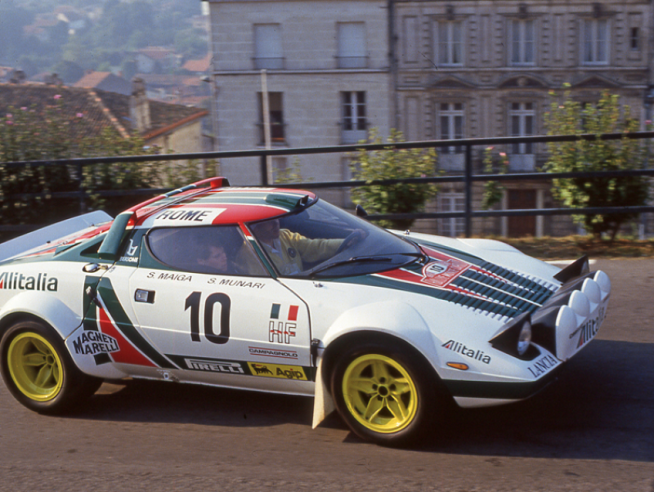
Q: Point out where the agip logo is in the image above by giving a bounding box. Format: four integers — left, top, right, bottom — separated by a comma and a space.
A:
247, 362, 307, 380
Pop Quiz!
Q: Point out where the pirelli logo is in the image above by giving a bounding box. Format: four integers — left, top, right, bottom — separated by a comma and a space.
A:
184, 358, 244, 374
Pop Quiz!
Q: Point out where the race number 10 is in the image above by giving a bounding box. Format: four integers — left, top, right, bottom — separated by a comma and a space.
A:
185, 292, 230, 344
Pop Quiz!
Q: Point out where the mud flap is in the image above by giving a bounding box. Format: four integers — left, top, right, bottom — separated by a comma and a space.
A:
312, 358, 335, 429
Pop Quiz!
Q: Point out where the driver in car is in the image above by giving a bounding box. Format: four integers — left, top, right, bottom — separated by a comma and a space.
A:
251, 219, 365, 275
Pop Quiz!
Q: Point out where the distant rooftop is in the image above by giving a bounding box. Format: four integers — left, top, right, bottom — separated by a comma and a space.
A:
0, 83, 208, 143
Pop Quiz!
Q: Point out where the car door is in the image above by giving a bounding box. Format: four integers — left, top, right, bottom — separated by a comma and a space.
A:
124, 224, 314, 393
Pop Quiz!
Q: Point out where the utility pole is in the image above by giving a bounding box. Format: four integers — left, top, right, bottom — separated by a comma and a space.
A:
261, 69, 273, 185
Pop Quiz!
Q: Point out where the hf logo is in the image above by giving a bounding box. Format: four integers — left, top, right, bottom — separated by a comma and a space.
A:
269, 303, 298, 344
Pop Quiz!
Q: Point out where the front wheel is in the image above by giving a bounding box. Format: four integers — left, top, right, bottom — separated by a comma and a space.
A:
0, 320, 102, 414
330, 339, 446, 447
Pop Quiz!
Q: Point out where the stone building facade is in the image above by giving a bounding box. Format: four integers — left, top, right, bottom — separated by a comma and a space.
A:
394, 0, 652, 237
203, 0, 653, 236
204, 0, 392, 207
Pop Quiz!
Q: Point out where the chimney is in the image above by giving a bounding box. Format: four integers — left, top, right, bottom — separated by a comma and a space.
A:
130, 77, 151, 132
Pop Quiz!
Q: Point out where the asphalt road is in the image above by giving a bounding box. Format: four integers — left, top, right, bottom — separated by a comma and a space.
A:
1, 259, 653, 491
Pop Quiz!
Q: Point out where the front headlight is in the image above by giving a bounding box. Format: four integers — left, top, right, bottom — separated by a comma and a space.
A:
490, 312, 537, 360
517, 321, 532, 356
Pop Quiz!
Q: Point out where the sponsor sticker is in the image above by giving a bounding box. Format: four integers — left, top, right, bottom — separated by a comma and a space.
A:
73, 331, 120, 356
184, 358, 245, 374
0, 272, 58, 291
421, 254, 469, 288
268, 303, 298, 344
248, 346, 298, 360
442, 340, 491, 364
247, 362, 307, 380
152, 208, 225, 226
527, 354, 559, 378
572, 305, 606, 349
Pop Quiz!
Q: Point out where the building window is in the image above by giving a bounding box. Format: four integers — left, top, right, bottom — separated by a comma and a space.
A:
582, 18, 609, 64
631, 27, 640, 51
435, 21, 463, 66
254, 24, 284, 70
258, 92, 285, 143
337, 23, 367, 68
439, 193, 465, 237
342, 91, 367, 144
509, 102, 534, 154
510, 19, 534, 65
439, 103, 464, 153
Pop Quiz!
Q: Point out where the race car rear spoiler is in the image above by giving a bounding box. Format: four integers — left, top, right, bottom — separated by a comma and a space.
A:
0, 211, 113, 263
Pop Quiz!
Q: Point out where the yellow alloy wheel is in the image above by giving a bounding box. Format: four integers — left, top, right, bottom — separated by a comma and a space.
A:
342, 353, 418, 434
7, 332, 63, 402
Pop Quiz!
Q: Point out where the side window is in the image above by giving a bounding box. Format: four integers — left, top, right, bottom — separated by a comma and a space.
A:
147, 226, 268, 277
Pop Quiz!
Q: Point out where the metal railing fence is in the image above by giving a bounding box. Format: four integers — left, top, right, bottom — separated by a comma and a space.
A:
2, 131, 654, 237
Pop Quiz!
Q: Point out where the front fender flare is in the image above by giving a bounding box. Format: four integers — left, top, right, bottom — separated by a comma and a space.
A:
321, 300, 439, 363
311, 300, 441, 429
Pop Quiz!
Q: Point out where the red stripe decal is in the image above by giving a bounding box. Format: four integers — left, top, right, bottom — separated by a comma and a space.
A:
98, 307, 156, 367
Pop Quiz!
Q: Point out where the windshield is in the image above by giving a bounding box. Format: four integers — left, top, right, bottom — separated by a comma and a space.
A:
248, 199, 421, 278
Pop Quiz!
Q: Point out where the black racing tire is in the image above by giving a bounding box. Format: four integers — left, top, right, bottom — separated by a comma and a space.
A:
0, 320, 103, 415
330, 338, 447, 447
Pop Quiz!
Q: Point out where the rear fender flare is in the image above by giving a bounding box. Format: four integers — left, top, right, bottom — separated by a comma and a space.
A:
0, 292, 82, 341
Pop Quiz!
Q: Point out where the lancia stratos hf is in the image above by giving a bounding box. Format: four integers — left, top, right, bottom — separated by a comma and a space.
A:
0, 178, 610, 446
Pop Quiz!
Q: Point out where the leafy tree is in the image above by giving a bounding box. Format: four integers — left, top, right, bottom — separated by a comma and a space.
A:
49, 21, 70, 47
0, 96, 199, 231
52, 60, 85, 83
544, 87, 649, 240
481, 147, 508, 210
350, 129, 438, 230
62, 34, 99, 69
174, 29, 209, 58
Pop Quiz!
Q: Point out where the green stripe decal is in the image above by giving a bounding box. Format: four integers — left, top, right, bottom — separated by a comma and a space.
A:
333, 274, 522, 318
82, 276, 111, 365
97, 277, 176, 369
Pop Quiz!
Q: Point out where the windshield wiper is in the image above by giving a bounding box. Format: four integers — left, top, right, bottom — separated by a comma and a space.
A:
308, 256, 393, 277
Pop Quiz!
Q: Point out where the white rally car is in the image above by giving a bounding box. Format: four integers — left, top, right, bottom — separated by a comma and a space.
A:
0, 178, 610, 446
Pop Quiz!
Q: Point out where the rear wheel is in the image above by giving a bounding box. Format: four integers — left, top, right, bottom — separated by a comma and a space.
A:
0, 320, 102, 414
330, 339, 446, 447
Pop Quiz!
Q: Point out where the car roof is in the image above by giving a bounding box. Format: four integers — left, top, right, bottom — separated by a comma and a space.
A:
134, 187, 316, 228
